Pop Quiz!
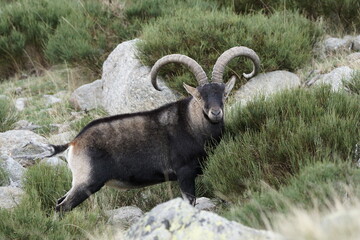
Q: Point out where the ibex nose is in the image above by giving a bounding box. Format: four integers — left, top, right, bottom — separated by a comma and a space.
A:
211, 109, 221, 116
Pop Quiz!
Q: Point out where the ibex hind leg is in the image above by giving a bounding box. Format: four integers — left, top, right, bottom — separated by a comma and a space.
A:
55, 181, 104, 212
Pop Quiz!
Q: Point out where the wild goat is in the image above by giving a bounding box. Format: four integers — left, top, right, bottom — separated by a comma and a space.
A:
46, 46, 260, 212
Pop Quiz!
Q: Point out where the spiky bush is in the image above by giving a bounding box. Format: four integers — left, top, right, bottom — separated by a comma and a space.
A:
225, 161, 360, 228
203, 86, 360, 201
22, 163, 72, 213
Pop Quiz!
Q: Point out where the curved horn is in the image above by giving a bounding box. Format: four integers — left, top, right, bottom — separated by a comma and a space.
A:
150, 54, 208, 91
211, 46, 260, 83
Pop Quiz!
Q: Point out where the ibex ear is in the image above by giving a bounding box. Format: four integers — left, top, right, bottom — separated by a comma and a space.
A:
224, 76, 236, 98
183, 83, 200, 98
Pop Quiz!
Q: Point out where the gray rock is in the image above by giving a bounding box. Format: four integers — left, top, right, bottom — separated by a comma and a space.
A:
347, 52, 360, 62
126, 198, 282, 240
0, 155, 25, 187
54, 91, 68, 99
101, 39, 178, 115
106, 206, 143, 226
352, 35, 360, 51
0, 130, 51, 167
233, 70, 301, 106
40, 157, 67, 167
195, 197, 216, 211
49, 123, 71, 133
15, 97, 29, 111
324, 36, 353, 53
0, 186, 24, 209
49, 131, 76, 145
310, 66, 354, 91
43, 94, 62, 107
70, 79, 103, 111
14, 120, 41, 131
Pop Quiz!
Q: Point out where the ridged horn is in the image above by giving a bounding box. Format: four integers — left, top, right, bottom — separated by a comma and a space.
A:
150, 54, 208, 91
211, 46, 260, 83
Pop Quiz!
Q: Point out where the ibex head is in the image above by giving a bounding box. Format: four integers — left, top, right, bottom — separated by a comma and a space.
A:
150, 46, 261, 123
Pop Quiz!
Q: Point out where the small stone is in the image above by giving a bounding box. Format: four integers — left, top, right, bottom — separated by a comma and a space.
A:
14, 120, 41, 131
106, 206, 144, 226
40, 157, 67, 167
43, 94, 62, 107
0, 155, 25, 187
0, 130, 51, 167
311, 66, 354, 91
49, 131, 76, 145
347, 52, 360, 62
0, 186, 24, 209
324, 37, 353, 53
15, 98, 28, 111
69, 79, 103, 111
234, 70, 301, 106
195, 197, 216, 211
352, 35, 360, 51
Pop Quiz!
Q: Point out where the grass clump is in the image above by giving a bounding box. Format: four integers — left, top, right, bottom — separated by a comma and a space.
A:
22, 163, 72, 213
0, 0, 137, 79
138, 8, 323, 94
0, 163, 107, 239
203, 86, 360, 201
344, 70, 360, 95
207, 0, 360, 32
273, 196, 360, 240
0, 97, 18, 132
225, 161, 360, 229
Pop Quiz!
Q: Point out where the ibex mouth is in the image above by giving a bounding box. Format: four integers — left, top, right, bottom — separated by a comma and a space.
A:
208, 109, 223, 123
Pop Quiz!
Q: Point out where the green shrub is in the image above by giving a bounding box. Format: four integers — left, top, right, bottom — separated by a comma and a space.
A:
137, 8, 323, 94
45, 0, 137, 74
207, 0, 360, 31
0, 163, 108, 239
23, 163, 72, 213
0, 0, 138, 79
124, 0, 217, 22
0, 0, 74, 79
225, 161, 360, 229
0, 194, 106, 240
344, 70, 360, 95
203, 86, 360, 201
0, 97, 18, 132
289, 0, 360, 32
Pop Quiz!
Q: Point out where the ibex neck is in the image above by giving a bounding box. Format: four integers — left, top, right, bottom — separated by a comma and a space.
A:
186, 97, 224, 144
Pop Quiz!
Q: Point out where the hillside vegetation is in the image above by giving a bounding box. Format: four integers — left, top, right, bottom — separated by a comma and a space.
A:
0, 0, 360, 239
